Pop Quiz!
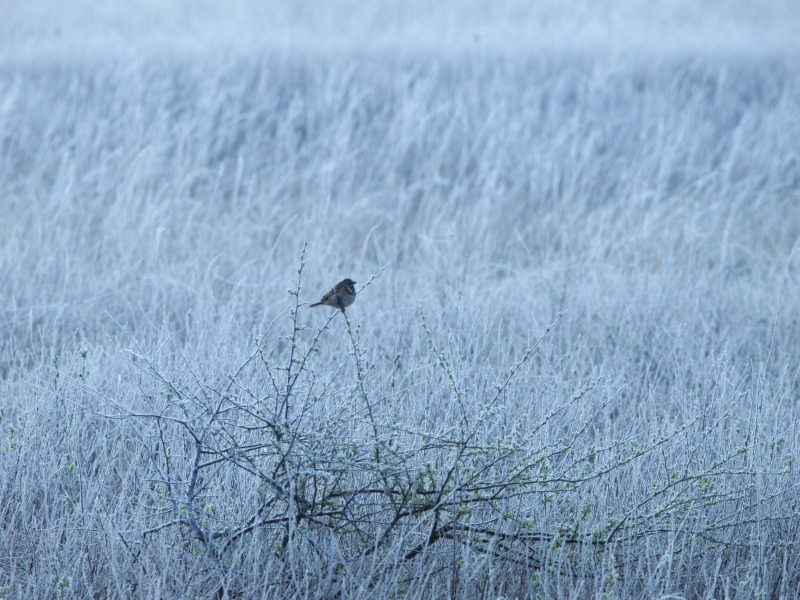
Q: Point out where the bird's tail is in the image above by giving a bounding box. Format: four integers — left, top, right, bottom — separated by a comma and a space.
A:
309, 301, 323, 307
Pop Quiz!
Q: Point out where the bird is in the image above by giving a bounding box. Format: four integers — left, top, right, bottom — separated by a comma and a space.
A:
309, 278, 357, 311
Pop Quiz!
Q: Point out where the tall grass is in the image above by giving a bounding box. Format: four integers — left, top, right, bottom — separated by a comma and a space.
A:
1, 4, 799, 598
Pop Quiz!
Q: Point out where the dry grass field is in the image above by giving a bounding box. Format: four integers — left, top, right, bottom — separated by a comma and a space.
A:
1, 1, 799, 598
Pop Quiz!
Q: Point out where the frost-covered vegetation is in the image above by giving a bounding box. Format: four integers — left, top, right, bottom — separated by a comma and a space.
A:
1, 2, 799, 598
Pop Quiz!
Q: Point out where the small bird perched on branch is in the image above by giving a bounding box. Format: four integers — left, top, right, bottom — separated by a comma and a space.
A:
310, 278, 357, 311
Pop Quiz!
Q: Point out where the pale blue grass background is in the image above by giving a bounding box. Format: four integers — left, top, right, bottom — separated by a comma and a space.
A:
1, 1, 799, 598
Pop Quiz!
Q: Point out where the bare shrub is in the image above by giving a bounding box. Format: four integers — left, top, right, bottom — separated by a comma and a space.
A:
58, 246, 793, 599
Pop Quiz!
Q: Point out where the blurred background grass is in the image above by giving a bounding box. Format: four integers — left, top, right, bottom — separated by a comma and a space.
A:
1, 1, 799, 597
3, 0, 799, 61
